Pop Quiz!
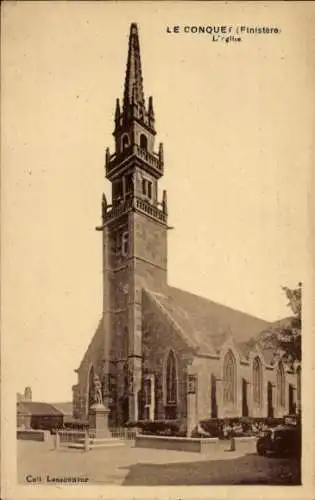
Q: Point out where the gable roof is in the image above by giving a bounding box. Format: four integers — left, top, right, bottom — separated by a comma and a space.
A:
144, 286, 271, 357
17, 401, 63, 416
51, 402, 73, 415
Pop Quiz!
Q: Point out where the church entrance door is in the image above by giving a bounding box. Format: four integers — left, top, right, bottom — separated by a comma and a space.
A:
211, 375, 218, 418
242, 378, 249, 417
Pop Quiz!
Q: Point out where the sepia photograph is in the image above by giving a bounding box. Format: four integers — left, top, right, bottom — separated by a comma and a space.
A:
1, 1, 314, 499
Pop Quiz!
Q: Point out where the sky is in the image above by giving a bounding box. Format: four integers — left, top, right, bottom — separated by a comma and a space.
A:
2, 2, 313, 403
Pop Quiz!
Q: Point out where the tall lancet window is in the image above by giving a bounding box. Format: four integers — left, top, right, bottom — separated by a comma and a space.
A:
223, 350, 237, 404
277, 361, 285, 408
166, 350, 177, 404
253, 357, 263, 407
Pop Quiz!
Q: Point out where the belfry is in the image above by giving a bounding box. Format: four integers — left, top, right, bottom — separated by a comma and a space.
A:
72, 24, 300, 430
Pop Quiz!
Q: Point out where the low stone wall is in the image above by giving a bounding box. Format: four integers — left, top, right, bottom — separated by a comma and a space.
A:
135, 434, 218, 453
17, 429, 50, 442
58, 431, 86, 443
234, 436, 256, 442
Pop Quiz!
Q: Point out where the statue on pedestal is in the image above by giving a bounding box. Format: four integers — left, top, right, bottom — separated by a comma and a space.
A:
93, 375, 103, 405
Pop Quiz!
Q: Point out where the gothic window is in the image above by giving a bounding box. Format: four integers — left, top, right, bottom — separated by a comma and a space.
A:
121, 232, 129, 257
140, 133, 148, 151
223, 350, 237, 404
166, 350, 177, 404
253, 356, 263, 407
277, 361, 285, 408
144, 378, 152, 406
122, 134, 129, 150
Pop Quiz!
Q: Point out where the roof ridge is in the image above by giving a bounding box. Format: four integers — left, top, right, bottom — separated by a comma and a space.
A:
167, 285, 271, 324
144, 289, 198, 351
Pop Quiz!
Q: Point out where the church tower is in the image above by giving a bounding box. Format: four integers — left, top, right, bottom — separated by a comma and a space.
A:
99, 23, 168, 424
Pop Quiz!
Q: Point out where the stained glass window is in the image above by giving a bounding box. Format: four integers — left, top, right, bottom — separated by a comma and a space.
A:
144, 378, 152, 406
166, 350, 177, 404
223, 350, 237, 404
277, 361, 285, 408
253, 357, 262, 407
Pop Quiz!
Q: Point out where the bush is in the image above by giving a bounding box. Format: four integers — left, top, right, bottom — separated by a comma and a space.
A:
135, 419, 182, 436
125, 421, 139, 428
199, 419, 222, 438
265, 417, 284, 427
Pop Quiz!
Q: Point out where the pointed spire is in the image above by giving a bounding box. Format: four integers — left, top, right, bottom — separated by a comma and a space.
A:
123, 23, 145, 115
115, 98, 121, 123
159, 142, 164, 166
105, 147, 110, 167
162, 190, 168, 215
102, 193, 107, 223
148, 96, 155, 126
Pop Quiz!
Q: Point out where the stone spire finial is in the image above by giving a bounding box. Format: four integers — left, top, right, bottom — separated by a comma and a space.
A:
115, 98, 121, 123
159, 142, 164, 166
162, 189, 168, 215
148, 96, 155, 126
123, 23, 145, 115
102, 193, 107, 223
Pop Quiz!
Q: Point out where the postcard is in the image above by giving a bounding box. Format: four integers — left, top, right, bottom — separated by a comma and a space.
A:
1, 1, 315, 499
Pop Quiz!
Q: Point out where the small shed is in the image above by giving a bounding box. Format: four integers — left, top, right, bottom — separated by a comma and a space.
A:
17, 401, 63, 431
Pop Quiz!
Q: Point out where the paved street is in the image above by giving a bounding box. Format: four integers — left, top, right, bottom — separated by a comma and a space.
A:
18, 438, 301, 486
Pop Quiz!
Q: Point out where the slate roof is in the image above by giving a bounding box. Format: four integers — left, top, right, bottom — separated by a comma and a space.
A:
17, 401, 63, 416
51, 402, 73, 415
144, 286, 271, 358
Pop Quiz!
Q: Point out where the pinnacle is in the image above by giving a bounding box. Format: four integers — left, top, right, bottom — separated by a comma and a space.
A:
123, 22, 145, 113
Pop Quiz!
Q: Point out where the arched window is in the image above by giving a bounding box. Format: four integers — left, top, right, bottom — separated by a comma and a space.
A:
166, 350, 177, 404
122, 134, 129, 150
276, 361, 285, 408
223, 350, 237, 404
140, 133, 148, 151
253, 357, 263, 407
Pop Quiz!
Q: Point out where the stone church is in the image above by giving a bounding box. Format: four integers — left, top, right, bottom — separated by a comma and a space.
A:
72, 23, 300, 430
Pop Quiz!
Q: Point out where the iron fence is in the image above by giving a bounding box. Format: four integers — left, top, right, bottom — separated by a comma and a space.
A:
53, 426, 137, 449
110, 427, 137, 440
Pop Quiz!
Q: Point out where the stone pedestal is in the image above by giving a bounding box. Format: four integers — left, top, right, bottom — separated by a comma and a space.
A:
88, 403, 111, 438
187, 375, 198, 437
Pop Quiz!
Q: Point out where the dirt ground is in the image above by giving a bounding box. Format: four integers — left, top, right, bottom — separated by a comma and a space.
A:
18, 437, 301, 486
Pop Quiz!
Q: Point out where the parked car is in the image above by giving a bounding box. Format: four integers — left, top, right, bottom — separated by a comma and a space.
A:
256, 424, 301, 457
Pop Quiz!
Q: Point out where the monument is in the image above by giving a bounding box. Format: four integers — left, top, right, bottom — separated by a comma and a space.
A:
88, 375, 111, 439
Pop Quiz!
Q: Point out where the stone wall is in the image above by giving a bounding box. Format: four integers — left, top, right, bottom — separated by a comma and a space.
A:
133, 212, 167, 278
17, 429, 50, 442
193, 354, 299, 422
142, 290, 193, 421
73, 320, 105, 419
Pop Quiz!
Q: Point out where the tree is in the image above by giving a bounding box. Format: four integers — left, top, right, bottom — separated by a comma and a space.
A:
260, 283, 302, 365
